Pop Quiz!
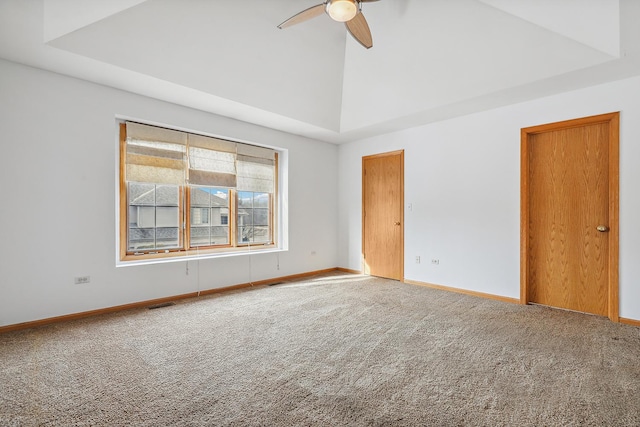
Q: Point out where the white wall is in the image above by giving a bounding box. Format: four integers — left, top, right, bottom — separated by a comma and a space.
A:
338, 75, 640, 322
0, 59, 339, 327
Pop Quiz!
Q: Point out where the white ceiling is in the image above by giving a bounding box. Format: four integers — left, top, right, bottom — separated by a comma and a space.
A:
1, 0, 639, 144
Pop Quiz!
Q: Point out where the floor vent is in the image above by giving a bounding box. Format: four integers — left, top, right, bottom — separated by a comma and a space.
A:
148, 302, 176, 310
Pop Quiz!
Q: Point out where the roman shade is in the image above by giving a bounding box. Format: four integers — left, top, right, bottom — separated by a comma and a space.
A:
237, 144, 276, 193
187, 134, 237, 187
124, 122, 276, 192
125, 122, 187, 185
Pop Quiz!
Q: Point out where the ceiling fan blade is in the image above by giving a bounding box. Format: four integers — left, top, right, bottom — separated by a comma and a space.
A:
345, 13, 373, 49
278, 4, 325, 29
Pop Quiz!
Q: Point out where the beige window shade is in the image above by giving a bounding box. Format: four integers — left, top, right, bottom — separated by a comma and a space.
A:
126, 122, 187, 145
236, 144, 275, 193
125, 122, 187, 185
124, 122, 275, 192
237, 144, 275, 160
188, 134, 237, 187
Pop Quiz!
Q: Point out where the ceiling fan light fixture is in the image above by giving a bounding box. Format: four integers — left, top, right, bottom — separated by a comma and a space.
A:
326, 0, 358, 22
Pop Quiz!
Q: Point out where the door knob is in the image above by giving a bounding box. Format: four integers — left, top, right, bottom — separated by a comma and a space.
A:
596, 225, 609, 232
394, 221, 401, 226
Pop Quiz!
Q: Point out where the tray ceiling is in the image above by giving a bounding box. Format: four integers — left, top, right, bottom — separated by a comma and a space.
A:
1, 0, 638, 143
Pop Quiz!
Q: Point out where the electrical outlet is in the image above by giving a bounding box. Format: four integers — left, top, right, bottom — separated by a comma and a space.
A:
74, 276, 91, 284
431, 259, 440, 265
415, 256, 420, 264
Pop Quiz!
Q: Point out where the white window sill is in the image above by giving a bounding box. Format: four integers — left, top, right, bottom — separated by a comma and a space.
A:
116, 246, 287, 267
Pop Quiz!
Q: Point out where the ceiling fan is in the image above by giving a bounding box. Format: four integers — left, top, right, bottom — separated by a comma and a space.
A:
278, 0, 380, 49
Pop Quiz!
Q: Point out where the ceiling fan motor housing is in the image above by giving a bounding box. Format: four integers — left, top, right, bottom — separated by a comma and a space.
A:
278, 0, 373, 49
325, 0, 361, 22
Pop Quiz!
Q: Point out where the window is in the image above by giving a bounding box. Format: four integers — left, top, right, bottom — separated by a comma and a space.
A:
237, 191, 271, 244
119, 122, 278, 261
128, 183, 181, 251
190, 187, 230, 247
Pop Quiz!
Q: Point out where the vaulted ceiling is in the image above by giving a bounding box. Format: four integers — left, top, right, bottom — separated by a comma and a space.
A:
1, 0, 638, 143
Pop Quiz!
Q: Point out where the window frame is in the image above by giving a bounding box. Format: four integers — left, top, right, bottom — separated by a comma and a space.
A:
127, 183, 184, 253
118, 123, 279, 263
235, 191, 274, 247
186, 186, 233, 250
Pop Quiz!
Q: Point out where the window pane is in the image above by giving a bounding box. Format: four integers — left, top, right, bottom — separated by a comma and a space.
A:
128, 183, 181, 252
238, 226, 252, 243
190, 227, 210, 247
210, 207, 228, 225
156, 207, 179, 227
128, 206, 139, 227
238, 208, 252, 226
189, 187, 229, 248
238, 191, 253, 208
129, 183, 155, 205
191, 207, 210, 225
253, 208, 269, 226
253, 193, 269, 208
235, 191, 271, 245
133, 206, 155, 228
211, 226, 229, 245
156, 185, 179, 206
156, 227, 179, 249
128, 228, 155, 251
129, 206, 156, 228
191, 187, 210, 207
210, 189, 229, 207
253, 226, 270, 243
237, 226, 270, 244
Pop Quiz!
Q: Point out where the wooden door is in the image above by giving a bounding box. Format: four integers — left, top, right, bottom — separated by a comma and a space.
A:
521, 113, 619, 320
362, 150, 404, 281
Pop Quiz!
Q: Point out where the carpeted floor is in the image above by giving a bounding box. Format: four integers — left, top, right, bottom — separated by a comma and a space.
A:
1, 272, 639, 426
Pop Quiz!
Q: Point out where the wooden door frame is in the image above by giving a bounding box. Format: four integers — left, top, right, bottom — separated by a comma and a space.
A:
362, 150, 405, 282
520, 112, 620, 321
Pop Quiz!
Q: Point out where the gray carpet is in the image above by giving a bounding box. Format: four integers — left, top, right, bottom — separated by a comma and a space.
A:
1, 272, 639, 426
